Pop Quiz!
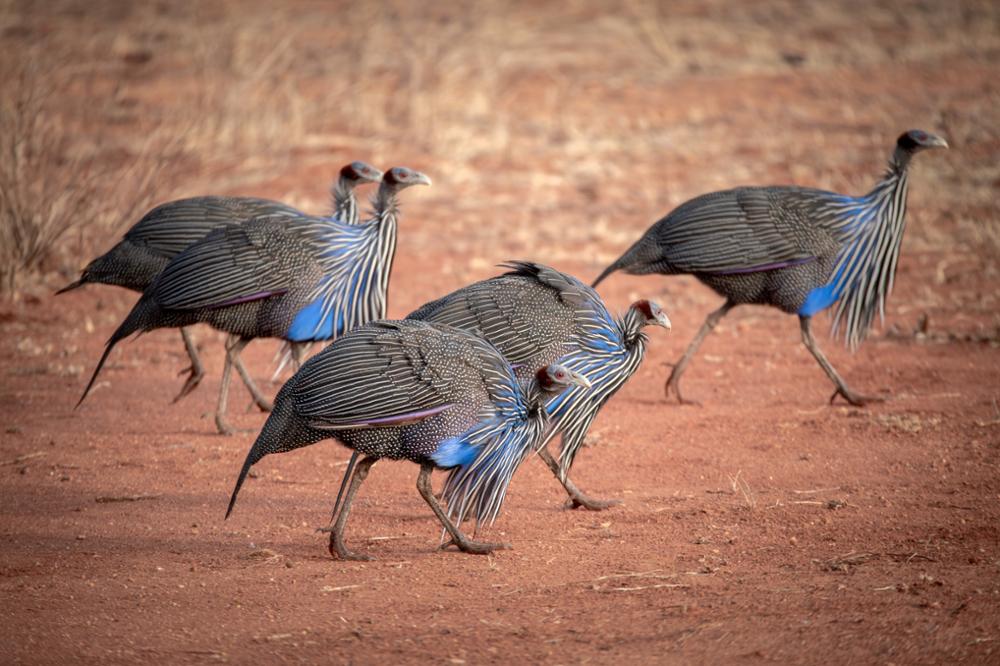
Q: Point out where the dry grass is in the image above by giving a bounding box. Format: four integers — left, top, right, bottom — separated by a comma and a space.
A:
0, 30, 173, 296
728, 470, 757, 509
0, 0, 997, 295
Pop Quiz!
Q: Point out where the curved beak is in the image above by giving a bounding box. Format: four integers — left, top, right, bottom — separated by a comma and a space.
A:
655, 311, 672, 331
361, 165, 384, 183
925, 133, 949, 149
409, 171, 432, 187
565, 369, 592, 390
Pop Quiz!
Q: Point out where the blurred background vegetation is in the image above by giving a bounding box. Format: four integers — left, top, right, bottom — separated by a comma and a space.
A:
0, 0, 997, 298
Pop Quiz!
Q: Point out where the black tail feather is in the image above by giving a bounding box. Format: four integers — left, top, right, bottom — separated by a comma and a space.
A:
224, 393, 325, 519
591, 262, 619, 288
76, 342, 118, 409
76, 300, 149, 408
55, 277, 86, 295
226, 444, 259, 519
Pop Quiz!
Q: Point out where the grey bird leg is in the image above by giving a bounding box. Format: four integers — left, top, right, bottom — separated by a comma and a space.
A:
215, 335, 252, 435
291, 342, 307, 371
665, 299, 736, 404
416, 464, 511, 555
799, 316, 884, 407
325, 455, 378, 561
537, 445, 621, 511
230, 342, 273, 412
328, 451, 360, 523
172, 327, 205, 403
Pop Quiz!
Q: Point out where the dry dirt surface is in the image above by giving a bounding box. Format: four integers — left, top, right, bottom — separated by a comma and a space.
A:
2, 1, 1000, 664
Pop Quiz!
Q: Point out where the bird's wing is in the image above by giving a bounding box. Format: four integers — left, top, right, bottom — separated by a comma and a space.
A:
498, 261, 624, 352
407, 275, 547, 365
291, 321, 506, 430
409, 261, 613, 365
650, 187, 834, 274
498, 261, 595, 310
126, 196, 301, 259
150, 216, 307, 310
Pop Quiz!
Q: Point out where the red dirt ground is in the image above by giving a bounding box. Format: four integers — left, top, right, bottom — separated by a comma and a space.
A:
3, 1, 1000, 664
4, 249, 1000, 664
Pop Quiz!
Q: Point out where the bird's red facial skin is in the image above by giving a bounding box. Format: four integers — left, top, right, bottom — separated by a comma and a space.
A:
633, 299, 654, 320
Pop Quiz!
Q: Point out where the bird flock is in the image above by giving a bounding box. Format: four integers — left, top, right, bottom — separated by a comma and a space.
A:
63, 130, 947, 558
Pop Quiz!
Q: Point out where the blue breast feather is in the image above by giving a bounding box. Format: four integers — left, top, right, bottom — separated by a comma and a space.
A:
798, 196, 879, 317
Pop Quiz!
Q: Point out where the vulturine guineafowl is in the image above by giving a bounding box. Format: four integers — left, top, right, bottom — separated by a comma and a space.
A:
391, 261, 669, 511
593, 130, 948, 405
272, 162, 387, 376
225, 320, 590, 560
77, 166, 430, 435
59, 161, 382, 402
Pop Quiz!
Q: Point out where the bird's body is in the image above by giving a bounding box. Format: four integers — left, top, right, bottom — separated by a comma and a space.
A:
593, 130, 948, 404
226, 319, 589, 559
77, 166, 429, 434
405, 261, 670, 509
60, 162, 383, 401
61, 196, 302, 294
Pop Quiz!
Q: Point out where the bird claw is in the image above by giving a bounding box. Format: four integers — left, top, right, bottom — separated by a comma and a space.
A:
829, 387, 886, 407
564, 495, 623, 511
214, 418, 252, 436
439, 536, 511, 555
321, 527, 376, 560
665, 379, 701, 406
171, 365, 204, 403
328, 541, 375, 561
245, 398, 273, 413
666, 385, 701, 406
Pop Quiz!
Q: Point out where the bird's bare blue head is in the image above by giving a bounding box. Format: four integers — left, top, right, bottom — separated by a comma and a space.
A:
341, 161, 383, 186
896, 129, 949, 154
535, 364, 591, 395
631, 299, 672, 330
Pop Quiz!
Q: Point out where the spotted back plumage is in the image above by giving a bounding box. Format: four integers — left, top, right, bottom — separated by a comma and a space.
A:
58, 162, 379, 295
594, 131, 946, 348
127, 167, 420, 342
76, 166, 420, 408
409, 261, 663, 476
227, 320, 552, 527
125, 197, 302, 261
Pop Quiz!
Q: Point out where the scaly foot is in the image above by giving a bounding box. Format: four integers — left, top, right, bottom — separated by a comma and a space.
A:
440, 536, 512, 555
172, 365, 204, 403
665, 378, 701, 406
829, 386, 887, 407
565, 494, 623, 511
327, 534, 375, 561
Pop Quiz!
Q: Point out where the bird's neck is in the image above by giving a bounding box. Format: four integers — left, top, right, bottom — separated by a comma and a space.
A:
888, 147, 914, 176
618, 308, 650, 348
371, 191, 400, 318
373, 188, 400, 222
821, 151, 913, 349
528, 380, 562, 414
863, 153, 911, 205
331, 182, 358, 224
